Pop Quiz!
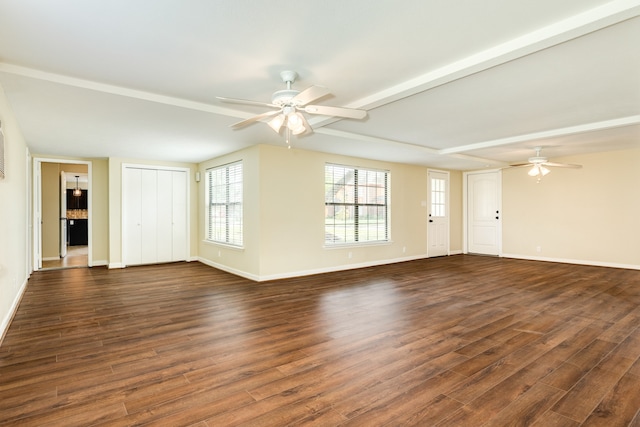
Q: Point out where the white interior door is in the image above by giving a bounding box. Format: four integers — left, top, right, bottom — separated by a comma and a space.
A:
33, 161, 42, 270
123, 166, 189, 266
123, 167, 142, 265
467, 171, 501, 255
156, 170, 173, 263
427, 170, 449, 257
59, 171, 67, 258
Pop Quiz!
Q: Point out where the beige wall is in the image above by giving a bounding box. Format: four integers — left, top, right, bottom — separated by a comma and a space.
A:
197, 146, 261, 278
41, 163, 61, 259
198, 144, 463, 280
91, 159, 109, 264
108, 157, 199, 268
0, 84, 29, 340
502, 148, 640, 268
449, 170, 463, 253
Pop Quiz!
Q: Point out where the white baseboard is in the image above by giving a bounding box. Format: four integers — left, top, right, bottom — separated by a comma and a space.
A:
501, 253, 640, 271
0, 276, 28, 347
42, 256, 60, 261
91, 260, 108, 267
197, 254, 430, 282
197, 257, 260, 281
262, 255, 430, 282
108, 262, 124, 269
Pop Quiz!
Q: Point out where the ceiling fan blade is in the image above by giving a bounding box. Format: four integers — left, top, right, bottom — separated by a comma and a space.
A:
217, 96, 277, 108
544, 162, 582, 168
230, 110, 281, 129
304, 104, 367, 119
292, 86, 330, 106
507, 163, 532, 168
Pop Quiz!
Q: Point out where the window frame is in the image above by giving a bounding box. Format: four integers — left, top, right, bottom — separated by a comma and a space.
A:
205, 160, 243, 247
324, 163, 390, 246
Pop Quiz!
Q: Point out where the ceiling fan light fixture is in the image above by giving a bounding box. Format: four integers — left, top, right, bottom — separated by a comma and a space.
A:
528, 165, 540, 177
540, 165, 550, 176
286, 112, 303, 129
291, 123, 306, 135
268, 114, 285, 133
286, 112, 307, 135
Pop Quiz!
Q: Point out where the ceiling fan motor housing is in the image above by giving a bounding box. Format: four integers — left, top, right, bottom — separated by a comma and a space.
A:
271, 89, 301, 106
528, 156, 547, 164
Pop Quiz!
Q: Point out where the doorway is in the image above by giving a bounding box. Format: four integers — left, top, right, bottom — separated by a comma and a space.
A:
33, 158, 91, 270
465, 170, 502, 256
427, 169, 450, 257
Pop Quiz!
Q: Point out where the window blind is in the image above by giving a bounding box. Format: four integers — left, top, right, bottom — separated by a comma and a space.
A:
206, 161, 243, 246
324, 163, 389, 245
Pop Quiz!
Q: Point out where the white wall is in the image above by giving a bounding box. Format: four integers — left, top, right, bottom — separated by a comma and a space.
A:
0, 84, 30, 342
502, 148, 640, 269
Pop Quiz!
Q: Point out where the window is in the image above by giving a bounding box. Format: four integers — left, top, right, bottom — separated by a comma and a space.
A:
325, 163, 389, 245
206, 161, 243, 246
431, 177, 446, 217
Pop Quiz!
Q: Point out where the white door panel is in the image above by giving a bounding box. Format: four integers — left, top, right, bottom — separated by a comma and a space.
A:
123, 167, 142, 265
428, 170, 449, 257
123, 166, 189, 266
59, 171, 67, 258
467, 171, 501, 255
156, 170, 173, 263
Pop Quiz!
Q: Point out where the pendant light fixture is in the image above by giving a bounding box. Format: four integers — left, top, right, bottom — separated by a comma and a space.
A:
73, 175, 82, 196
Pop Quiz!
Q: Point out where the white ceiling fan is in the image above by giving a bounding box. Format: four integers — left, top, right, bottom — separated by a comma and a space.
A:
217, 71, 367, 145
509, 146, 582, 181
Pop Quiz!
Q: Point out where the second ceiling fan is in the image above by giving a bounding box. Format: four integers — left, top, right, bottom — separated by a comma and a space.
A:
508, 146, 582, 181
217, 71, 367, 144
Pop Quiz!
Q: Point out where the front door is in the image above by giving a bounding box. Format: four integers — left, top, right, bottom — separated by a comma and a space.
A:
427, 170, 449, 257
467, 171, 501, 255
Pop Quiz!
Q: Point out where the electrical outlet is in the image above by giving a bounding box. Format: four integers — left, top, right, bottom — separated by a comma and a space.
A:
348, 251, 352, 259
536, 246, 541, 253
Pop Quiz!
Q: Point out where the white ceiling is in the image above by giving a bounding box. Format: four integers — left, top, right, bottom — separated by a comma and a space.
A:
0, 0, 638, 170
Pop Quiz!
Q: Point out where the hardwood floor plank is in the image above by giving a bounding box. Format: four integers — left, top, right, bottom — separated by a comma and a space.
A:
531, 410, 581, 426
1, 256, 640, 426
481, 382, 564, 427
581, 370, 640, 426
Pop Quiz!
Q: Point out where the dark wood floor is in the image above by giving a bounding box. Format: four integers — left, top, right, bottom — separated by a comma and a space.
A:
1, 256, 640, 426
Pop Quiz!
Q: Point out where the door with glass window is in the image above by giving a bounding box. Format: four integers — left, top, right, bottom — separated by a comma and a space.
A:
427, 170, 449, 257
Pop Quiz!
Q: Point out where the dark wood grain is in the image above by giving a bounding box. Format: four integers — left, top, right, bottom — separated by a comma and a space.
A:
1, 256, 639, 426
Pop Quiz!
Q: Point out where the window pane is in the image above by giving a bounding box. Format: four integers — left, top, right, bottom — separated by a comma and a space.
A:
325, 164, 388, 245
207, 161, 243, 246
431, 177, 446, 218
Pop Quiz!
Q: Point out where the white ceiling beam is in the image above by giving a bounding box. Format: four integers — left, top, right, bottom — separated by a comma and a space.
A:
438, 115, 640, 155
315, 128, 504, 166
313, 0, 640, 129
0, 62, 246, 119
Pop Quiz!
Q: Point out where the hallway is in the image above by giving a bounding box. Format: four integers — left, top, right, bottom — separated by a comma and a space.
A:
41, 245, 88, 270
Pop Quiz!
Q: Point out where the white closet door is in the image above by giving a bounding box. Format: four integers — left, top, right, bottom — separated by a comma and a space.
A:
140, 169, 158, 264
156, 170, 174, 263
123, 166, 188, 266
171, 170, 188, 261
123, 168, 142, 265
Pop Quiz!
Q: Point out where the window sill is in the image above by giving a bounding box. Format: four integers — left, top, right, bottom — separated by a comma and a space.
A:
202, 239, 245, 251
323, 240, 392, 250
